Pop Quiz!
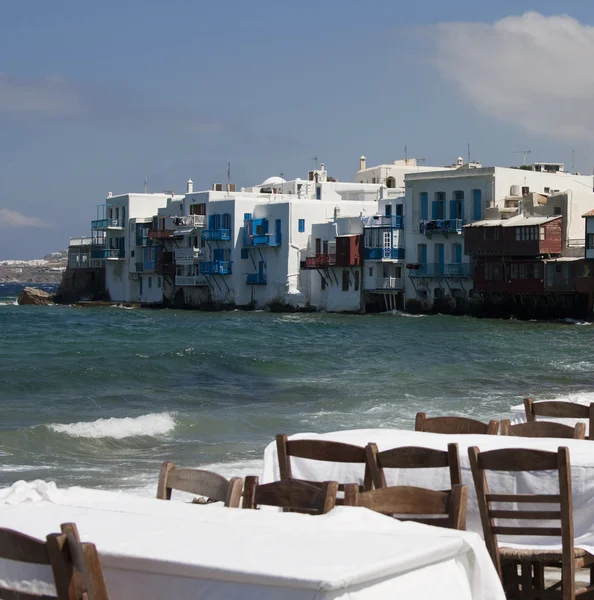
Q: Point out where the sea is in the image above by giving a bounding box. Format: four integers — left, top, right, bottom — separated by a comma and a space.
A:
0, 282, 593, 497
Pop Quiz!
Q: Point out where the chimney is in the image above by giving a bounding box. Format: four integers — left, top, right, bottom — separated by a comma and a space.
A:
360, 155, 366, 171
186, 179, 193, 193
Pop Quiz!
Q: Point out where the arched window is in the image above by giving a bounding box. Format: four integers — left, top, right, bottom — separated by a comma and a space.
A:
386, 177, 396, 189
432, 192, 446, 220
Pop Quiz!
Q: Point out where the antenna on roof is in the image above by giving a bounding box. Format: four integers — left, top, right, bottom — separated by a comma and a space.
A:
404, 145, 408, 163
311, 156, 319, 169
144, 176, 148, 194
513, 149, 532, 166
468, 143, 471, 164
572, 150, 575, 173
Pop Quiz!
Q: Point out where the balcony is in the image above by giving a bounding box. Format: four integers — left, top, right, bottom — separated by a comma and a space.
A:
199, 260, 232, 275
148, 229, 182, 241
419, 219, 464, 236
363, 248, 405, 261
91, 249, 125, 260
304, 254, 337, 269
244, 232, 281, 247
175, 275, 209, 287
174, 247, 205, 264
202, 229, 231, 241
408, 263, 472, 278
367, 215, 404, 229
246, 273, 267, 285
69, 237, 94, 247
174, 215, 206, 228
364, 276, 403, 291
91, 218, 125, 230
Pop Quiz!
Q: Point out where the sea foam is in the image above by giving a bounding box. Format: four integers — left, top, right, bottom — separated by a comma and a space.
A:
47, 412, 176, 439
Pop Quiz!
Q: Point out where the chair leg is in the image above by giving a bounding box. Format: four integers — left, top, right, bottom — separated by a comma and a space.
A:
520, 561, 533, 600
533, 563, 545, 600
502, 562, 520, 599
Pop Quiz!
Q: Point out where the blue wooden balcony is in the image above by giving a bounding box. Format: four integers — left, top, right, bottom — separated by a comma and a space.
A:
246, 273, 267, 285
363, 247, 405, 261
419, 219, 464, 235
244, 233, 281, 247
408, 263, 472, 278
199, 260, 232, 275
202, 229, 231, 241
91, 218, 124, 229
90, 249, 125, 260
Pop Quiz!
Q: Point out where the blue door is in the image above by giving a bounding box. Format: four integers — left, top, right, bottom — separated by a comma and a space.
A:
275, 219, 282, 245
437, 244, 444, 274
420, 193, 428, 221
473, 189, 482, 221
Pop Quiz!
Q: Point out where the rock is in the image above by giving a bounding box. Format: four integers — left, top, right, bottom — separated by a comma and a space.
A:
17, 286, 55, 306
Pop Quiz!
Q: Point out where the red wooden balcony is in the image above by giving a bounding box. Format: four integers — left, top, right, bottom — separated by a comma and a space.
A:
305, 254, 337, 268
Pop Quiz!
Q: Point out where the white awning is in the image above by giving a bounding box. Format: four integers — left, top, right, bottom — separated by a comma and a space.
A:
542, 257, 584, 263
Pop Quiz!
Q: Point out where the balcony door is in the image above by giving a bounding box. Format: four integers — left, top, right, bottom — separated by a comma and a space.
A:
383, 230, 391, 259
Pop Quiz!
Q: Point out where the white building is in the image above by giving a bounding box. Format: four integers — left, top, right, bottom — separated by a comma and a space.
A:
91, 193, 181, 303
403, 163, 594, 309
169, 166, 380, 309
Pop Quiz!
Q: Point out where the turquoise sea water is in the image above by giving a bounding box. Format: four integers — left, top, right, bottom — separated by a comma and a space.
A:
1, 283, 593, 496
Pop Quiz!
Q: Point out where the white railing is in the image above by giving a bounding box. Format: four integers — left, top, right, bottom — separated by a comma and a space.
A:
69, 237, 93, 247
175, 275, 209, 287
174, 247, 204, 262
364, 276, 403, 290
175, 215, 206, 228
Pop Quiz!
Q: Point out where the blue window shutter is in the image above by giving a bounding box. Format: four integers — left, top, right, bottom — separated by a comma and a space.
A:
385, 204, 392, 217
275, 219, 282, 244
298, 219, 305, 233
455, 244, 462, 263
473, 190, 482, 220
420, 193, 428, 221
213, 214, 221, 229
241, 248, 248, 259
449, 200, 457, 220
431, 201, 439, 220
460, 200, 464, 220
421, 245, 427, 264
209, 215, 215, 229
244, 213, 252, 221
438, 244, 444, 265
213, 248, 223, 261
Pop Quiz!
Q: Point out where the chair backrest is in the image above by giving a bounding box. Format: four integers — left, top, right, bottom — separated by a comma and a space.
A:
157, 461, 243, 507
415, 412, 499, 435
343, 483, 468, 530
0, 522, 108, 600
365, 442, 462, 489
524, 397, 594, 440
242, 476, 338, 514
276, 433, 372, 492
468, 446, 573, 586
500, 419, 586, 440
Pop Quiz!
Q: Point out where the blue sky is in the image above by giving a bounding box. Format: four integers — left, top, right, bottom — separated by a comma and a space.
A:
2, 0, 594, 258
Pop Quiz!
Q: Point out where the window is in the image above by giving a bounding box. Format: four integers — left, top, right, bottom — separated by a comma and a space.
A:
241, 248, 248, 259
484, 227, 500, 241
516, 226, 538, 241
298, 219, 305, 233
417, 243, 427, 265
139, 277, 143, 294
432, 192, 446, 219
316, 186, 321, 200
534, 263, 543, 279
342, 270, 350, 291
321, 275, 326, 290
540, 227, 546, 241
386, 176, 396, 188
419, 192, 429, 221
587, 233, 594, 249
385, 204, 392, 217
148, 277, 152, 288
368, 267, 373, 277
354, 271, 360, 291
472, 189, 482, 221
510, 264, 519, 279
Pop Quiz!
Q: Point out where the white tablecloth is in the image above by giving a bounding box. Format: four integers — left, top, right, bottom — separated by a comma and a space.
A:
0, 482, 504, 600
263, 428, 594, 554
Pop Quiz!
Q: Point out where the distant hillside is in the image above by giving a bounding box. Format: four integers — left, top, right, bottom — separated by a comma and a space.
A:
0, 251, 68, 284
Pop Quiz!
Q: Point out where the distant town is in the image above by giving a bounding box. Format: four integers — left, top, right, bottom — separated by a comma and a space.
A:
0, 252, 67, 284
56, 154, 594, 319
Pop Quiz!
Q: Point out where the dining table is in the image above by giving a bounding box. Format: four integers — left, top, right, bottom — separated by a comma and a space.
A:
0, 480, 504, 600
262, 428, 594, 554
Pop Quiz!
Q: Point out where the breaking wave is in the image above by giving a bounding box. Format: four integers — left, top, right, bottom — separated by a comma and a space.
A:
46, 412, 177, 439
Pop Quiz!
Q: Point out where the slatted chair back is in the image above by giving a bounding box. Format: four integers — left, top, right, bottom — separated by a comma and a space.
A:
415, 412, 499, 435
524, 397, 594, 440
500, 419, 586, 440
343, 483, 468, 530
0, 523, 108, 600
157, 461, 243, 507
276, 434, 372, 495
468, 446, 575, 597
365, 442, 462, 489
242, 476, 338, 514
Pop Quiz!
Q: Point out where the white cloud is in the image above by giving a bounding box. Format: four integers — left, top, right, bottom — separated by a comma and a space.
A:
434, 12, 594, 140
0, 209, 52, 229
0, 74, 85, 117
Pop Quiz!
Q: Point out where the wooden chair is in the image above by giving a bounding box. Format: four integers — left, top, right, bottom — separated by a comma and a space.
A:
157, 461, 243, 507
415, 412, 499, 435
500, 419, 586, 440
0, 522, 108, 599
524, 397, 594, 440
365, 442, 462, 489
343, 483, 468, 530
276, 434, 372, 500
242, 476, 338, 514
468, 445, 594, 600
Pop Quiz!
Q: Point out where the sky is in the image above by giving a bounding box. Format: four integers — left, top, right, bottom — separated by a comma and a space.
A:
2, 0, 594, 258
